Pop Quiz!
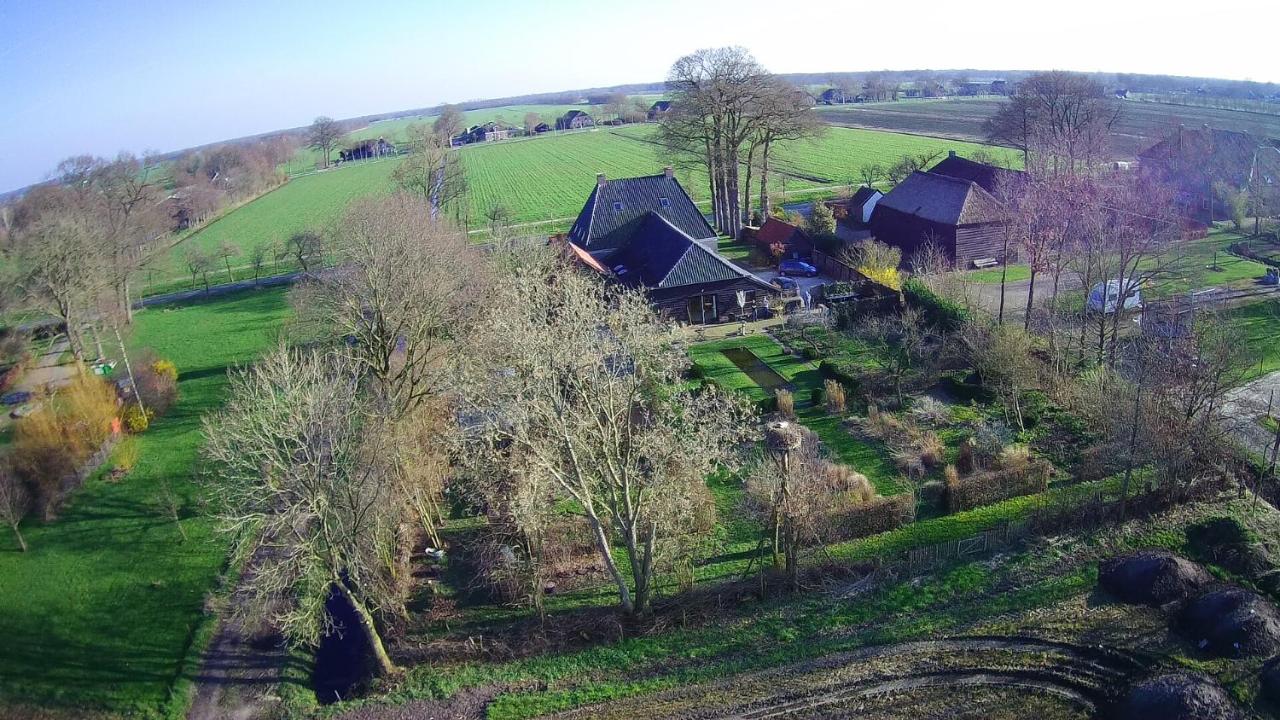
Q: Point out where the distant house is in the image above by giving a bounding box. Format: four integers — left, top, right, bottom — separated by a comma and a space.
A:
646, 101, 672, 121
556, 110, 595, 131
928, 151, 1024, 195
869, 171, 1009, 268
820, 88, 851, 105
533, 122, 551, 134
1138, 125, 1280, 222
338, 137, 396, 162
453, 122, 510, 145
562, 168, 778, 323
989, 80, 1009, 95
753, 217, 812, 259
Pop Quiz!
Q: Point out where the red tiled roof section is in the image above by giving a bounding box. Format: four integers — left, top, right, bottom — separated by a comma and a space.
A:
755, 217, 812, 254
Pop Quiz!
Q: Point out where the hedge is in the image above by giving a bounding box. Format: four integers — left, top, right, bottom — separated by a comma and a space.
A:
903, 277, 971, 331
945, 457, 1053, 514
831, 493, 916, 541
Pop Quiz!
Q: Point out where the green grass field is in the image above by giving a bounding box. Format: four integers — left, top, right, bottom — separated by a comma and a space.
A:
0, 289, 292, 718
1225, 298, 1280, 381
143, 123, 1012, 297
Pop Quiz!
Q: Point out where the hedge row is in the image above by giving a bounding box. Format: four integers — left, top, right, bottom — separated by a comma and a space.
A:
903, 277, 970, 331
946, 457, 1053, 514
831, 492, 917, 542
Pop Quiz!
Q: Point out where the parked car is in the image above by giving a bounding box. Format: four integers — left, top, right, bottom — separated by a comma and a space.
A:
1087, 279, 1142, 314
778, 259, 818, 277
1, 391, 31, 406
770, 276, 799, 292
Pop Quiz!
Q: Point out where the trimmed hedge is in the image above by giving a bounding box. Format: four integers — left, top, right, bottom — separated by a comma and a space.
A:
904, 277, 970, 331
832, 492, 916, 541
945, 457, 1052, 514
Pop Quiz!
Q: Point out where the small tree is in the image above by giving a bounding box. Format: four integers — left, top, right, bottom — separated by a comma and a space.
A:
432, 104, 464, 140
248, 244, 267, 282
962, 320, 1039, 429
0, 466, 30, 552
858, 164, 885, 188
217, 241, 239, 283
859, 306, 940, 408
307, 116, 345, 168
288, 231, 323, 272
184, 247, 213, 291
805, 202, 836, 239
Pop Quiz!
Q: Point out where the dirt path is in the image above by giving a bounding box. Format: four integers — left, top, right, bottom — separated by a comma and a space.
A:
14, 336, 77, 393
186, 556, 291, 720
1223, 369, 1280, 459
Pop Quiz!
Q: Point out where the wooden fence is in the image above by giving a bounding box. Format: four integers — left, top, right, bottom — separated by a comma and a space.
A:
811, 250, 869, 283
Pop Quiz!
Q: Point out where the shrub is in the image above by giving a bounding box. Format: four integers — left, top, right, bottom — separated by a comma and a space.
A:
997, 444, 1031, 470
12, 374, 119, 518
122, 404, 153, 434
776, 389, 795, 419
957, 439, 976, 474
112, 437, 140, 474
824, 379, 846, 414
904, 277, 970, 331
909, 396, 950, 425
134, 352, 180, 417
809, 387, 823, 406
919, 432, 945, 468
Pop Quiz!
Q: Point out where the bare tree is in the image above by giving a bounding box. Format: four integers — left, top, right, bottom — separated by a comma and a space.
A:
308, 116, 345, 168
217, 241, 239, 283
432, 104, 465, 140
984, 71, 1120, 173
293, 194, 487, 418
248, 244, 267, 282
458, 252, 757, 615
858, 163, 886, 189
0, 466, 30, 552
748, 78, 824, 219
962, 320, 1040, 429
202, 346, 403, 676
484, 203, 513, 237
288, 231, 323, 273
183, 247, 214, 292
858, 306, 942, 408
391, 124, 468, 220
523, 111, 542, 136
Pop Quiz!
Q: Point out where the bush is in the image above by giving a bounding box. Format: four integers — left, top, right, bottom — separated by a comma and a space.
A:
112, 436, 140, 474
832, 492, 916, 541
819, 359, 862, 396
12, 374, 119, 518
946, 457, 1052, 513
776, 389, 795, 419
824, 379, 846, 414
122, 404, 153, 434
134, 352, 180, 417
904, 277, 970, 331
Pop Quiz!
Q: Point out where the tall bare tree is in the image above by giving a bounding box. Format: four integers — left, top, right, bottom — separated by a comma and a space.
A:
432, 104, 465, 140
748, 78, 823, 220
203, 347, 404, 677
458, 251, 756, 615
391, 124, 468, 221
308, 116, 345, 169
985, 72, 1120, 173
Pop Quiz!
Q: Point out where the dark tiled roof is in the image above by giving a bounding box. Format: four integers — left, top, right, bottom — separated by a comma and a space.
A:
876, 171, 1006, 226
1140, 127, 1280, 189
849, 186, 881, 210
928, 155, 1022, 194
568, 173, 716, 253
650, 101, 672, 112
610, 213, 743, 289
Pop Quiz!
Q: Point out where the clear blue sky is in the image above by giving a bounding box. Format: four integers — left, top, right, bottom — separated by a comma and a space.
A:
2, 0, 1277, 193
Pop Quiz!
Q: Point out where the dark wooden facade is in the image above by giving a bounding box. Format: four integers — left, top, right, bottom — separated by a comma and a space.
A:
649, 276, 774, 324
869, 206, 1007, 267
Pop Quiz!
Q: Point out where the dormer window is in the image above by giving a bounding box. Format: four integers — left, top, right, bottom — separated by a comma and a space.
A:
659, 197, 670, 208
612, 201, 624, 211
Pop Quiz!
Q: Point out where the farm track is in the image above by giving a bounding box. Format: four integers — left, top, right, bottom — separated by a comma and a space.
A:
550, 636, 1148, 720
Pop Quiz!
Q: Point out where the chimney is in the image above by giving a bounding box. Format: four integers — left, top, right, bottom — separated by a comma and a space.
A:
663, 166, 674, 178
596, 173, 607, 187
948, 150, 957, 158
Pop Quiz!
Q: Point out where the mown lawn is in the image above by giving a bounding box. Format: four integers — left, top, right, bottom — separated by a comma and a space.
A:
0, 288, 292, 718
1224, 298, 1280, 381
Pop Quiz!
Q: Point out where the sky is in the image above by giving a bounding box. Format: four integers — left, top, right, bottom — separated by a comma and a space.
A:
2, 0, 1278, 193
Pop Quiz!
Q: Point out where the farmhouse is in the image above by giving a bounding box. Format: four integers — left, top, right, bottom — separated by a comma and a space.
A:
647, 100, 672, 121
454, 122, 510, 145
556, 110, 595, 131
1139, 125, 1280, 222
562, 168, 778, 323
753, 217, 812, 259
869, 170, 1009, 267
928, 151, 1023, 195
338, 137, 396, 162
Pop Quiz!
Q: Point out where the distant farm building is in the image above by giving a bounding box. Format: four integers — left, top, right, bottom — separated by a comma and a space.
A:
533, 122, 551, 134
820, 88, 854, 105
338, 137, 396, 162
1138, 125, 1280, 222
647, 101, 672, 121
556, 110, 595, 131
561, 168, 777, 323
453, 122, 510, 146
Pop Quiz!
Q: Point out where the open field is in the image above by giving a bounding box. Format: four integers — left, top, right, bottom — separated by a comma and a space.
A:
818, 97, 1280, 158
0, 289, 293, 718
142, 125, 1013, 295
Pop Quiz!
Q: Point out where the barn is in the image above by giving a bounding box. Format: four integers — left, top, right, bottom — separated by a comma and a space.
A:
556, 110, 595, 131
562, 168, 778, 323
869, 170, 1009, 268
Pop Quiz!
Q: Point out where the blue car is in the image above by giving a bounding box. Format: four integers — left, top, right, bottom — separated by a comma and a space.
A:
770, 276, 799, 292
778, 259, 818, 277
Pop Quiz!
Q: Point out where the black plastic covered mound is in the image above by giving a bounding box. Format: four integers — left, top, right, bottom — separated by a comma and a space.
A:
1260, 656, 1280, 705
1175, 586, 1280, 658
1098, 550, 1213, 606
1113, 672, 1243, 720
